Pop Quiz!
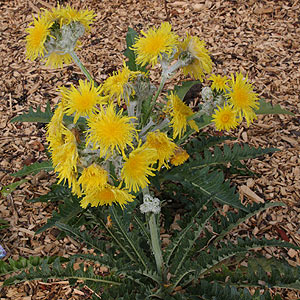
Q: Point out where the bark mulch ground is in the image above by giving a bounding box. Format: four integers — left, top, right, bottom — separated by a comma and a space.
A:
0, 0, 299, 299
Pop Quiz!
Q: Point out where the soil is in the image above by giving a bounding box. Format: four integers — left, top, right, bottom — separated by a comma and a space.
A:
0, 0, 299, 299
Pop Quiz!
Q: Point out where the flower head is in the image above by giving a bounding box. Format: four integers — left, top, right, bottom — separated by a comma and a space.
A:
170, 147, 189, 166
212, 104, 239, 131
78, 164, 108, 192
54, 5, 95, 31
45, 52, 73, 68
177, 34, 212, 80
62, 80, 107, 123
144, 130, 176, 169
165, 92, 199, 139
121, 146, 157, 192
80, 185, 134, 209
228, 73, 259, 126
87, 104, 137, 157
25, 14, 53, 60
132, 22, 178, 67
102, 62, 139, 104
209, 74, 229, 92
49, 127, 80, 194
25, 6, 95, 67
46, 102, 65, 147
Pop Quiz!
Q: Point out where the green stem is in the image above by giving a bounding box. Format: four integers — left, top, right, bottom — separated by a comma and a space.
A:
143, 76, 167, 125
142, 187, 163, 277
143, 59, 187, 126
149, 212, 163, 276
69, 50, 95, 84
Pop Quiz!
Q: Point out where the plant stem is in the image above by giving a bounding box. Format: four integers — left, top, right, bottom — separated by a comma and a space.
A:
143, 59, 186, 126
142, 187, 164, 276
143, 76, 167, 125
69, 50, 95, 84
149, 212, 163, 276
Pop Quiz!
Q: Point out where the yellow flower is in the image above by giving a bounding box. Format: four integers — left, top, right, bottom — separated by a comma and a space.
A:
25, 14, 53, 61
132, 22, 178, 67
58, 5, 95, 30
121, 146, 157, 193
209, 74, 229, 92
170, 147, 189, 166
80, 185, 134, 209
44, 52, 73, 69
87, 104, 137, 157
102, 62, 139, 104
78, 164, 108, 192
62, 80, 107, 123
26, 5, 95, 68
50, 127, 80, 194
177, 34, 212, 81
212, 104, 239, 131
228, 72, 259, 125
46, 102, 65, 147
144, 130, 176, 169
165, 92, 199, 139
44, 5, 95, 31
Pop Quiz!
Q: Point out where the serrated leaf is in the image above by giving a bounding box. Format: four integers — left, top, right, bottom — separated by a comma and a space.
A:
0, 179, 28, 197
10, 102, 53, 123
3, 257, 121, 288
27, 184, 71, 203
190, 168, 247, 211
35, 195, 83, 235
256, 99, 294, 115
0, 256, 68, 276
11, 161, 53, 177
124, 27, 146, 72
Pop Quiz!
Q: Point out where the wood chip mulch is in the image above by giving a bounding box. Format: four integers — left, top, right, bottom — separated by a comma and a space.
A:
0, 0, 299, 299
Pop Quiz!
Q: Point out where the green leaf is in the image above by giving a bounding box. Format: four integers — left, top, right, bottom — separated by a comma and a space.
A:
194, 114, 212, 130
165, 167, 247, 212
0, 256, 68, 276
0, 179, 28, 197
55, 222, 116, 265
173, 80, 201, 101
10, 102, 53, 123
189, 169, 247, 211
28, 184, 71, 203
11, 161, 53, 177
124, 27, 146, 72
110, 206, 149, 270
35, 194, 83, 235
0, 219, 9, 230
213, 202, 285, 244
212, 257, 300, 293
3, 257, 122, 288
197, 237, 300, 278
256, 99, 294, 115
187, 144, 279, 169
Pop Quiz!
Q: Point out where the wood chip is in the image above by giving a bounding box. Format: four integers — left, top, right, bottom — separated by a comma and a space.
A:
239, 185, 265, 203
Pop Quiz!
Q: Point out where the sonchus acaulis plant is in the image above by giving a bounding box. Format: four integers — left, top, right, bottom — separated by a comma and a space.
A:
3, 5, 299, 300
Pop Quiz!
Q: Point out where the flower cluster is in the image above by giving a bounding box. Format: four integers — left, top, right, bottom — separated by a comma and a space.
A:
46, 78, 190, 209
25, 5, 95, 67
209, 73, 259, 131
38, 11, 259, 209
